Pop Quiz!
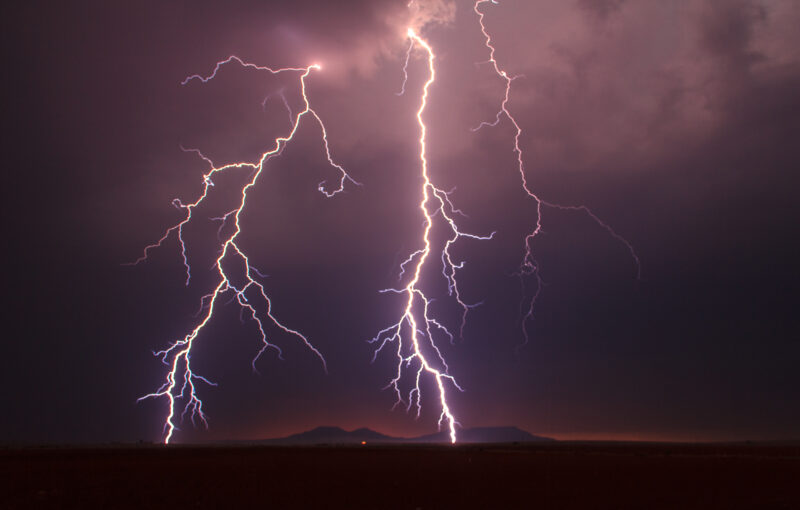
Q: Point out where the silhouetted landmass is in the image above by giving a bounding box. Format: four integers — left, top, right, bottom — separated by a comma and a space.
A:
273, 426, 396, 444
257, 425, 554, 445
411, 426, 555, 443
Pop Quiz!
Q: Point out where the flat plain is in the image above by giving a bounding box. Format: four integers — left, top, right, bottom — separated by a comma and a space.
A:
3, 442, 799, 509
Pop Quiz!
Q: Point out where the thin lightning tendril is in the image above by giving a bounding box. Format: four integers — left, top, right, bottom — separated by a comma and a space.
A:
472, 0, 641, 345
370, 29, 495, 444
130, 58, 358, 444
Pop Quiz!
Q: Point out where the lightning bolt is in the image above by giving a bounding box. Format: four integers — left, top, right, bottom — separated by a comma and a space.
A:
472, 0, 641, 345
130, 57, 358, 444
130, 2, 640, 445
370, 29, 495, 444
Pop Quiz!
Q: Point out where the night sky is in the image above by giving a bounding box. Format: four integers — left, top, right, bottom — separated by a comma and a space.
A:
3, 0, 799, 444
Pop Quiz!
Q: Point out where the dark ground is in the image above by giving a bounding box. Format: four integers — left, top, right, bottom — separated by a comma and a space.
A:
3, 442, 799, 509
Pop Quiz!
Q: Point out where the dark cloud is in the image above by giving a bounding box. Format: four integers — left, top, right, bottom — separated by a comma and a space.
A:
699, 0, 766, 69
576, 0, 626, 21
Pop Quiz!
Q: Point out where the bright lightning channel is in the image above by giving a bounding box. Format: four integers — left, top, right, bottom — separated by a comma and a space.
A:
472, 0, 641, 344
130, 56, 358, 444
370, 28, 495, 444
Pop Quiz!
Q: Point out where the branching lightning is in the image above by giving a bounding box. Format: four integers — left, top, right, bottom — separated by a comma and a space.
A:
370, 2, 641, 443
370, 29, 495, 444
130, 57, 357, 444
472, 0, 641, 344
131, 1, 641, 446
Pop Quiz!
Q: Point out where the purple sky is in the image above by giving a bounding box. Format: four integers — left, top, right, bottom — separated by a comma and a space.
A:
3, 0, 799, 443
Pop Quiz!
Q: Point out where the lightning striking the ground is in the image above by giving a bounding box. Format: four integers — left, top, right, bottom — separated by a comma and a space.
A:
130, 57, 357, 444
130, 1, 641, 445
370, 28, 495, 444
472, 0, 641, 344
369, 1, 640, 443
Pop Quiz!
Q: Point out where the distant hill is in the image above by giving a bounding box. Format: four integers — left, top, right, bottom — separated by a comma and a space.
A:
412, 426, 555, 444
269, 426, 397, 445
262, 426, 554, 445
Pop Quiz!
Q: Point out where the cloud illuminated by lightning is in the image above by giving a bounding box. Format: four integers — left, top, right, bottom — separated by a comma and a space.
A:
130, 57, 358, 444
472, 0, 641, 345
370, 28, 495, 444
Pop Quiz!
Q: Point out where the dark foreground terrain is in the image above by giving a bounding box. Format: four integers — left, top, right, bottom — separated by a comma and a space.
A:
3, 442, 799, 509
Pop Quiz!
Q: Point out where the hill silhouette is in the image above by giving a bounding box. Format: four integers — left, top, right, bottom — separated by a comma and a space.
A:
276, 426, 396, 444
412, 426, 554, 443
262, 426, 554, 445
